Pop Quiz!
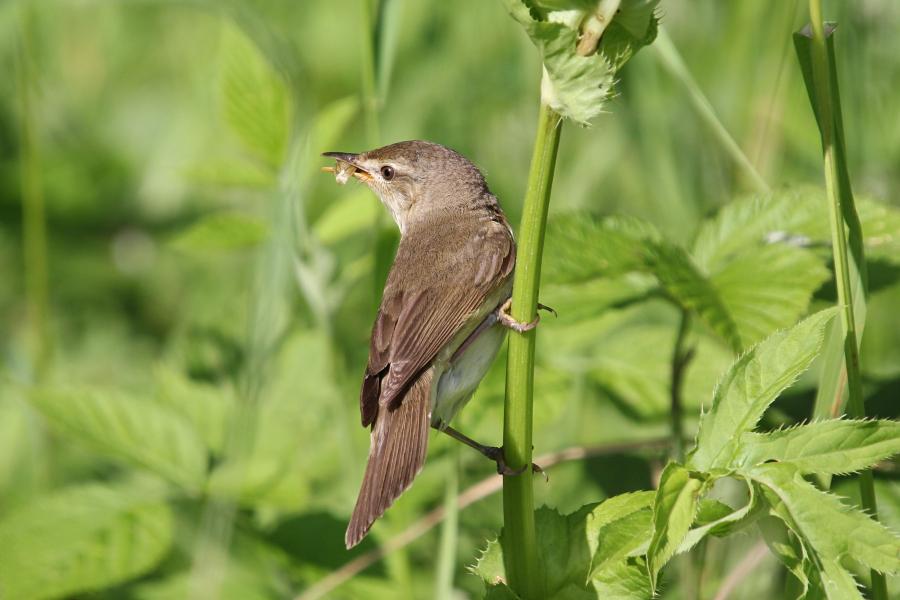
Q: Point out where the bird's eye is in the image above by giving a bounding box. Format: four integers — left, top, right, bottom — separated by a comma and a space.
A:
380, 165, 395, 181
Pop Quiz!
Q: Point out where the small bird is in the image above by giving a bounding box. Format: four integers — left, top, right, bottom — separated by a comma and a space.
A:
322, 141, 539, 548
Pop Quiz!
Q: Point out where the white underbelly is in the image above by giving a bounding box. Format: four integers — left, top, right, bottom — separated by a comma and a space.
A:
431, 322, 506, 428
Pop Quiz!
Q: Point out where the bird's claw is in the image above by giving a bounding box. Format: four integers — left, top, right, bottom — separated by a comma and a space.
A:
484, 446, 546, 479
498, 299, 540, 333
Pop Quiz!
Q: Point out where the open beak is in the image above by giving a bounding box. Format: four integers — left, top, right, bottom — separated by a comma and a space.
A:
321, 151, 373, 183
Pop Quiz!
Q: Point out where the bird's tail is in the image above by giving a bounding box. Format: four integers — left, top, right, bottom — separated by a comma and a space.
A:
345, 369, 432, 549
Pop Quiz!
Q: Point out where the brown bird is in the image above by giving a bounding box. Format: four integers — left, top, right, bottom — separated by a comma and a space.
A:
323, 141, 539, 548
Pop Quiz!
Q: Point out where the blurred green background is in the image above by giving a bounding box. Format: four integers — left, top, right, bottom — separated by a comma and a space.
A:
2, 0, 900, 598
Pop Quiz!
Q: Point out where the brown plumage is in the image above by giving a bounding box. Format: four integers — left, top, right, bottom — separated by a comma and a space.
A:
324, 141, 515, 548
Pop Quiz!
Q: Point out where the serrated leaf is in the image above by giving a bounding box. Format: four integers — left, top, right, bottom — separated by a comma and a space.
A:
545, 211, 824, 351
31, 388, 208, 491
590, 558, 653, 599
752, 462, 900, 578
545, 213, 743, 349
169, 212, 268, 254
585, 491, 655, 575
688, 308, 838, 471
220, 24, 291, 168
710, 243, 830, 347
646, 462, 705, 589
738, 419, 900, 475
0, 484, 173, 600
500, 0, 658, 124
544, 214, 656, 284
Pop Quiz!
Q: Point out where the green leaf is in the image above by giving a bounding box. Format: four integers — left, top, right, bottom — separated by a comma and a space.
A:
169, 212, 268, 254
545, 210, 827, 351
738, 419, 900, 474
313, 186, 380, 245
220, 24, 291, 168
584, 491, 655, 575
0, 483, 173, 600
677, 477, 760, 554
154, 365, 236, 454
752, 462, 900, 579
474, 494, 655, 598
710, 243, 829, 347
500, 0, 659, 125
544, 214, 657, 284
758, 514, 814, 599
646, 462, 705, 589
688, 308, 838, 471
31, 388, 208, 491
590, 558, 653, 600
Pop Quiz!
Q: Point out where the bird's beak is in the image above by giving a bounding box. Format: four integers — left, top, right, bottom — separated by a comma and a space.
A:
321, 152, 373, 184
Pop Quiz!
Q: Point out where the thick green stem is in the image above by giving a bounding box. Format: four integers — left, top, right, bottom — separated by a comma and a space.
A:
805, 2, 884, 598
502, 102, 561, 599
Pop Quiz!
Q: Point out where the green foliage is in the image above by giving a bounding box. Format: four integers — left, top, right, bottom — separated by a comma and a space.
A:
4, 2, 900, 600
688, 309, 837, 471
474, 493, 654, 599
646, 463, 704, 588
739, 420, 900, 475
545, 193, 834, 352
31, 388, 209, 491
169, 211, 269, 255
220, 23, 292, 169
477, 309, 900, 598
0, 483, 173, 600
500, 0, 659, 124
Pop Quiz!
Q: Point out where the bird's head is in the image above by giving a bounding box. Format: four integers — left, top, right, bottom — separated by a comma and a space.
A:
323, 140, 489, 234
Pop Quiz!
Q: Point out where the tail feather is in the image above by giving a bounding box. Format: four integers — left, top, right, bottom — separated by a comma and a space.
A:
345, 369, 432, 549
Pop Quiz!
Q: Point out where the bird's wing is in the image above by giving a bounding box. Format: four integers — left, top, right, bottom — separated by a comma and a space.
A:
359, 223, 514, 427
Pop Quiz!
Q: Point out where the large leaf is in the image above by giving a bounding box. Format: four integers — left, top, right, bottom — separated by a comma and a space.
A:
688, 308, 837, 471
0, 483, 173, 600
545, 211, 828, 351
752, 463, 900, 580
646, 463, 705, 589
738, 419, 900, 475
500, 0, 659, 125
220, 24, 291, 168
31, 388, 208, 491
709, 243, 829, 347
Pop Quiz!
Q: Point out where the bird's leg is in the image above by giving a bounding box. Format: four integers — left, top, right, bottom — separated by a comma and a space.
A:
497, 299, 557, 333
436, 425, 544, 478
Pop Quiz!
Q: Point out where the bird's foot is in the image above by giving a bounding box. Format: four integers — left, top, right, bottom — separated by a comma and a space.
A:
483, 445, 546, 480
498, 299, 540, 333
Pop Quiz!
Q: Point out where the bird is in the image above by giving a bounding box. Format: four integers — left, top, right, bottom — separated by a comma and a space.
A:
322, 140, 540, 549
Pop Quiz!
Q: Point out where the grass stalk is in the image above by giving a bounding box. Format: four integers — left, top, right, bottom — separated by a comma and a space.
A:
654, 28, 770, 195
669, 310, 692, 462
803, 2, 884, 598
16, 6, 51, 377
433, 448, 459, 600
502, 101, 562, 599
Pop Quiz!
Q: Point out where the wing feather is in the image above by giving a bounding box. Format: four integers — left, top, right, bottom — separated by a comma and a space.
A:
359, 219, 514, 424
